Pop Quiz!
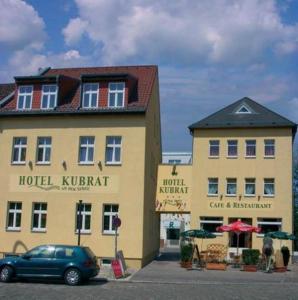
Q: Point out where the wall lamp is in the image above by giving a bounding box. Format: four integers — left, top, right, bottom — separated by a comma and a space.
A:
62, 160, 67, 169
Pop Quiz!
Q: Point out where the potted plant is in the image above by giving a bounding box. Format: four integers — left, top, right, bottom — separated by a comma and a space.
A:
242, 249, 260, 272
206, 258, 227, 271
180, 243, 193, 268
281, 246, 290, 270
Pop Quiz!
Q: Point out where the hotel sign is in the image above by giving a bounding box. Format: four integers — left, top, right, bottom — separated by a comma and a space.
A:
209, 201, 273, 210
156, 165, 192, 212
10, 175, 119, 193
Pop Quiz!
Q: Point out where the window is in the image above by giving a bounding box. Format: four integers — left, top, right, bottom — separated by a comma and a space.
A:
27, 246, 55, 259
264, 139, 275, 157
105, 136, 122, 164
245, 178, 255, 196
257, 218, 282, 236
208, 178, 218, 195
79, 137, 95, 164
17, 86, 33, 110
55, 246, 76, 259
103, 204, 119, 234
7, 202, 22, 230
76, 203, 91, 233
12, 137, 27, 164
36, 137, 51, 164
32, 203, 47, 232
41, 85, 57, 109
82, 83, 98, 108
235, 105, 252, 114
168, 159, 182, 164
246, 140, 256, 157
200, 217, 223, 235
226, 178, 237, 196
227, 140, 238, 157
209, 140, 219, 157
108, 82, 125, 108
264, 178, 275, 196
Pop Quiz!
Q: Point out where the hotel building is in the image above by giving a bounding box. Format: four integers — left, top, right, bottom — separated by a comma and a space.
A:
0, 65, 161, 269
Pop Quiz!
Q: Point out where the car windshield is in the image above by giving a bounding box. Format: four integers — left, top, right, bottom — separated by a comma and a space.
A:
84, 247, 96, 259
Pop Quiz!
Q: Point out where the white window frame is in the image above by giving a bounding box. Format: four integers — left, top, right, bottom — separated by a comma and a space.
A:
208, 178, 218, 196
226, 178, 237, 196
108, 82, 125, 108
263, 178, 275, 197
32, 203, 47, 232
256, 218, 282, 237
264, 139, 275, 157
36, 137, 51, 164
82, 83, 99, 109
103, 204, 119, 234
79, 136, 95, 164
245, 140, 256, 157
17, 85, 33, 110
227, 140, 238, 157
12, 137, 27, 164
209, 140, 220, 157
7, 202, 22, 231
76, 203, 92, 234
105, 136, 122, 165
41, 84, 58, 109
235, 105, 252, 114
245, 178, 256, 196
199, 217, 223, 236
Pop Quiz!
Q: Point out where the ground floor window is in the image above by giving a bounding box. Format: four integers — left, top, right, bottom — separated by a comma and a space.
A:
76, 203, 91, 233
103, 204, 119, 234
257, 218, 282, 236
32, 203, 47, 232
200, 216, 223, 235
7, 202, 22, 230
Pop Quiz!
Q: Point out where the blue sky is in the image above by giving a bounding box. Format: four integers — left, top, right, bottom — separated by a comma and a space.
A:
0, 0, 298, 151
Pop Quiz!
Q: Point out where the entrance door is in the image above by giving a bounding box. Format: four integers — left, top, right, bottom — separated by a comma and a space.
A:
228, 218, 252, 249
166, 228, 180, 246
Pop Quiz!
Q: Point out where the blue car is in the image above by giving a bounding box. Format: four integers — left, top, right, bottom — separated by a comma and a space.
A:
0, 245, 99, 285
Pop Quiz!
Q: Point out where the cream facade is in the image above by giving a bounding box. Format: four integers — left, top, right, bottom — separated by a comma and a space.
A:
157, 97, 297, 254
0, 66, 161, 269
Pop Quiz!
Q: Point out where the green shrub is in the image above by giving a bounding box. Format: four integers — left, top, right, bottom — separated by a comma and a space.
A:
242, 249, 260, 265
180, 244, 193, 262
281, 246, 290, 266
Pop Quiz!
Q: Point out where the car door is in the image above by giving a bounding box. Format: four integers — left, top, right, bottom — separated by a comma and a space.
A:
51, 246, 77, 277
15, 245, 56, 277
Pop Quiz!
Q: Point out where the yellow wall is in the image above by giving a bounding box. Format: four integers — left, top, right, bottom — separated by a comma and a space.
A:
191, 127, 294, 251
0, 111, 160, 269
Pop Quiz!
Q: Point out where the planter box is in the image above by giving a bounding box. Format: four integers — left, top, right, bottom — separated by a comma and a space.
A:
274, 267, 287, 273
180, 261, 192, 268
242, 265, 257, 272
206, 263, 227, 271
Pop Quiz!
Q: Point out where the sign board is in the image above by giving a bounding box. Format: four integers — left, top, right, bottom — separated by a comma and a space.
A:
10, 175, 119, 193
116, 250, 127, 274
111, 259, 123, 279
208, 201, 273, 210
156, 165, 192, 212
113, 216, 122, 228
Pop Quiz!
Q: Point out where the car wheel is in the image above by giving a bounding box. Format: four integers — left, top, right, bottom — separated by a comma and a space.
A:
64, 268, 81, 286
0, 266, 13, 283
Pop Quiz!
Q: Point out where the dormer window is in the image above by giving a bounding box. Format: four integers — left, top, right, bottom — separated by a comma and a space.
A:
235, 105, 252, 114
17, 86, 33, 110
41, 85, 57, 109
108, 82, 125, 108
82, 83, 99, 108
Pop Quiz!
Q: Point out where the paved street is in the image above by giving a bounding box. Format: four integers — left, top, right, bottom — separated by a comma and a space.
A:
1, 250, 298, 300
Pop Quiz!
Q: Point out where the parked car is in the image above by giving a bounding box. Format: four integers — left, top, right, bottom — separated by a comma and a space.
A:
0, 245, 99, 285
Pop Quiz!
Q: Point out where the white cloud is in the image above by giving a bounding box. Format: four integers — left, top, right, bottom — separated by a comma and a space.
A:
0, 0, 46, 50
63, 0, 298, 65
63, 18, 88, 46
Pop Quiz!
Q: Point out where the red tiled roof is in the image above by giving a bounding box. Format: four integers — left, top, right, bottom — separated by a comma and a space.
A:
0, 65, 157, 114
0, 83, 15, 101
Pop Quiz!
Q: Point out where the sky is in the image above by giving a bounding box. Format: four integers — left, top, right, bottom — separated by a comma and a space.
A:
0, 0, 298, 151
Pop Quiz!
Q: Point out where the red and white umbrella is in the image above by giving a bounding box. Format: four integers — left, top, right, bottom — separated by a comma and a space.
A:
217, 219, 261, 255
